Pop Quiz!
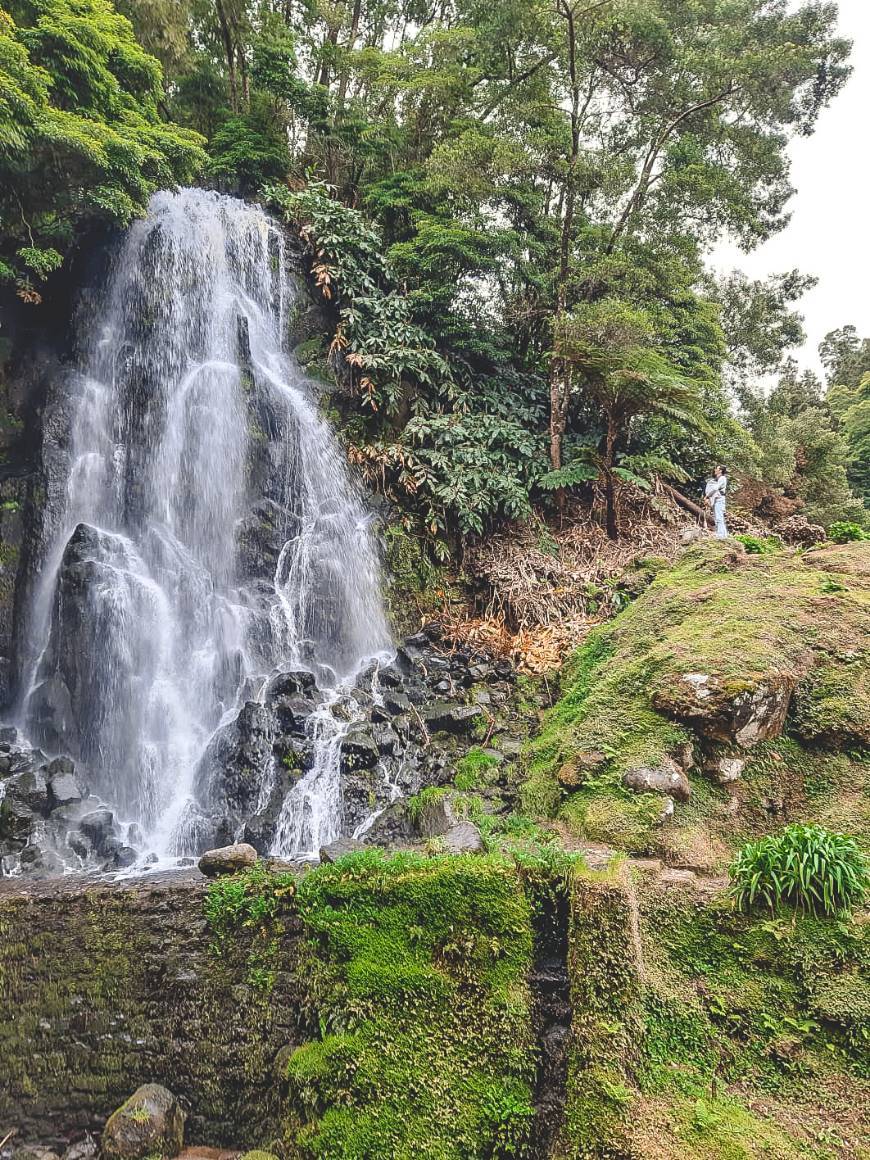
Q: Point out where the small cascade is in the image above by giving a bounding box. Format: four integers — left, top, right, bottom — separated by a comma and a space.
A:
16, 188, 392, 867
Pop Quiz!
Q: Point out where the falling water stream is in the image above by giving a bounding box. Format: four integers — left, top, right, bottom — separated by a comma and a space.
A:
17, 188, 392, 865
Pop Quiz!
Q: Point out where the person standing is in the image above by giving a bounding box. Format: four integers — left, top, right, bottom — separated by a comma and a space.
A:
705, 465, 728, 538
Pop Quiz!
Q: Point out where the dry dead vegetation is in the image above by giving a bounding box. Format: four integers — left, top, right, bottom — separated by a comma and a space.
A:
438, 484, 763, 673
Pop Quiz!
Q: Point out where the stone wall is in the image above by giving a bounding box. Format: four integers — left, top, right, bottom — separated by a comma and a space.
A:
0, 871, 306, 1149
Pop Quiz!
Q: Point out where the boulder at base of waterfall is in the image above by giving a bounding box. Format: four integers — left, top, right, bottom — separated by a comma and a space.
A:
412, 791, 459, 839
5, 766, 49, 813
422, 702, 485, 735
319, 838, 366, 863
101, 1084, 185, 1160
622, 759, 691, 803
198, 842, 258, 877
48, 768, 82, 808
78, 808, 116, 855
362, 801, 415, 847
441, 822, 485, 854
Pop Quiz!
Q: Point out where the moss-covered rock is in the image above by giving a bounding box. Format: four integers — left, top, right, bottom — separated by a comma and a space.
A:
629, 880, 869, 1158
101, 1083, 185, 1160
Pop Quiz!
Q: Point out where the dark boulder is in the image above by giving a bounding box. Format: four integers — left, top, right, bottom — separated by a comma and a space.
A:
194, 701, 273, 832
363, 801, 416, 847
78, 808, 115, 855
339, 726, 380, 773
5, 766, 49, 813
422, 702, 484, 735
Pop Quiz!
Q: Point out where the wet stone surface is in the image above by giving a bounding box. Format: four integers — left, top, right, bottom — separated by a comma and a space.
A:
1, 623, 523, 877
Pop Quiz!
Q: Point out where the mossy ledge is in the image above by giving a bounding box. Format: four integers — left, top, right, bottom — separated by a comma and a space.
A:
523, 540, 870, 868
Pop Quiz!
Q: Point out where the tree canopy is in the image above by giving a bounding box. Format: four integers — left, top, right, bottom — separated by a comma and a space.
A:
2, 0, 865, 542
0, 0, 205, 297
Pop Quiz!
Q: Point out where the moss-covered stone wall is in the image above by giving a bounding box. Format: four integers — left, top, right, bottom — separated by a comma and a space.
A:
0, 871, 306, 1148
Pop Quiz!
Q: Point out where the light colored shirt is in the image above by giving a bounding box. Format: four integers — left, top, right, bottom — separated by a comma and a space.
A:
705, 476, 727, 504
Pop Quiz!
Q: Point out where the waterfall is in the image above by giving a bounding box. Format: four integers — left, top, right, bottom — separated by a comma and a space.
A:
17, 188, 392, 863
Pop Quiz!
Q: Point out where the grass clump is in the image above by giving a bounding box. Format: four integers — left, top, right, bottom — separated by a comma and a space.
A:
454, 746, 499, 792
734, 533, 783, 555
729, 824, 868, 917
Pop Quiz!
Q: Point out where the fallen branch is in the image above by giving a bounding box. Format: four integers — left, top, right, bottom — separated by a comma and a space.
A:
660, 482, 713, 526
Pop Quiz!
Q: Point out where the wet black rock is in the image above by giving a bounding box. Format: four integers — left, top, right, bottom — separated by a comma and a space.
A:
78, 808, 116, 855
422, 702, 484, 735
364, 801, 415, 847
5, 766, 48, 812
339, 727, 380, 772
236, 498, 298, 580
195, 701, 273, 830
382, 690, 411, 715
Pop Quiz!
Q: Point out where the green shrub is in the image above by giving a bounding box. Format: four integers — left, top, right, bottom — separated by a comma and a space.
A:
828, 521, 870, 543
734, 533, 782, 555
729, 824, 868, 917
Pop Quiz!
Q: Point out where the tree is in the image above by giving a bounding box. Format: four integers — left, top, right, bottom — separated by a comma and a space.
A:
709, 268, 816, 387
0, 0, 205, 297
551, 298, 709, 538
740, 360, 866, 528
820, 325, 870, 390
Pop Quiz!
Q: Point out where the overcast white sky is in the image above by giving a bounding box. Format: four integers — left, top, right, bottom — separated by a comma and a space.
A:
711, 0, 870, 374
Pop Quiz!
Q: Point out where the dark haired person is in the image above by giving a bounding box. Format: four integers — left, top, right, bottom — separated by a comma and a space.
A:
705, 465, 728, 538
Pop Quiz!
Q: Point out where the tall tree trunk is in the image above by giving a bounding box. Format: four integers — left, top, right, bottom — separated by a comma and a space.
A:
548, 0, 581, 480
603, 413, 618, 539
336, 0, 363, 115
215, 0, 238, 112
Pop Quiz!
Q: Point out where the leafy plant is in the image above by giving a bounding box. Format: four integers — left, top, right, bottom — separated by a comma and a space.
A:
734, 533, 782, 555
828, 521, 870, 543
0, 0, 204, 295
729, 824, 868, 917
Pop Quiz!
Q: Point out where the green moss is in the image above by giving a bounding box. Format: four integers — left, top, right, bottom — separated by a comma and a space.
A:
454, 747, 499, 792
791, 659, 870, 748
523, 629, 688, 826
555, 871, 641, 1159
283, 849, 537, 1158
522, 541, 870, 861
604, 883, 870, 1156
382, 523, 454, 636
637, 888, 870, 1093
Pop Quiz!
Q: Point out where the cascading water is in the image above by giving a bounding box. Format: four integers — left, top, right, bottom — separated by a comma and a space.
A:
16, 188, 392, 865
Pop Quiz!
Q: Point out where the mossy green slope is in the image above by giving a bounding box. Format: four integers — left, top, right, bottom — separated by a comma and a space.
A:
523, 540, 870, 864
630, 881, 869, 1159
